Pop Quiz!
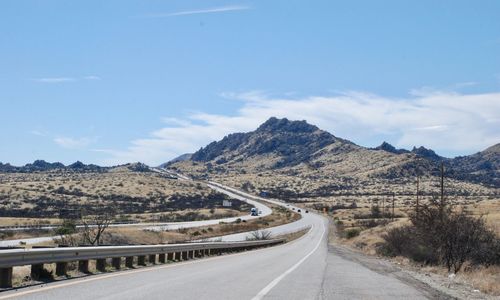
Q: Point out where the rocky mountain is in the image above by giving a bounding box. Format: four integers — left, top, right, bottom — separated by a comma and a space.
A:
411, 146, 444, 161
191, 117, 343, 168
373, 142, 410, 155
0, 160, 106, 173
447, 143, 500, 187
172, 117, 499, 189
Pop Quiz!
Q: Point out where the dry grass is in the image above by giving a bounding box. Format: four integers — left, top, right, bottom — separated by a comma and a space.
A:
457, 266, 500, 296
33, 205, 302, 246
330, 213, 500, 296
0, 168, 250, 228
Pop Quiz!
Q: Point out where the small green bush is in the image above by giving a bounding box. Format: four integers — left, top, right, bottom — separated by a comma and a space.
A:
345, 228, 361, 239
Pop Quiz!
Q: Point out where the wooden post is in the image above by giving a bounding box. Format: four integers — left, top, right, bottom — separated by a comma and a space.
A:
0, 267, 13, 288
149, 254, 156, 264
392, 193, 395, 221
382, 196, 385, 220
55, 262, 68, 276
416, 176, 420, 218
31, 264, 44, 280
440, 162, 445, 208
167, 252, 174, 261
112, 257, 122, 269
125, 257, 134, 268
79, 260, 89, 273
96, 259, 107, 272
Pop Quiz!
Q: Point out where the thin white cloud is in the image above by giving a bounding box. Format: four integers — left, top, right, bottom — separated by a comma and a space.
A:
54, 136, 95, 149
33, 75, 101, 83
33, 77, 76, 83
141, 5, 250, 18
99, 90, 500, 166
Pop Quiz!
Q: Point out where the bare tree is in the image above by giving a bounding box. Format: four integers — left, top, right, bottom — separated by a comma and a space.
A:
81, 205, 113, 245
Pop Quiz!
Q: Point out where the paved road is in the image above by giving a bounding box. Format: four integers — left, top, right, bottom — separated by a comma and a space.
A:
0, 184, 440, 299
0, 213, 433, 299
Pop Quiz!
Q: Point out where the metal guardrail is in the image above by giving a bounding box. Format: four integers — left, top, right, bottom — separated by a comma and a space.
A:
0, 239, 282, 268
0, 239, 284, 288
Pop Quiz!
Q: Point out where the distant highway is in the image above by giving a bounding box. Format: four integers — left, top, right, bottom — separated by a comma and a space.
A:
0, 182, 439, 299
0, 177, 273, 247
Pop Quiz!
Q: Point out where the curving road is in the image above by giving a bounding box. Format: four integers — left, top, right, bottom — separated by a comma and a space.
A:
0, 180, 273, 247
0, 183, 442, 299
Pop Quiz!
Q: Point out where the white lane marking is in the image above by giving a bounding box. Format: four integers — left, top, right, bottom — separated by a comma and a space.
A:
251, 222, 326, 300
0, 227, 315, 300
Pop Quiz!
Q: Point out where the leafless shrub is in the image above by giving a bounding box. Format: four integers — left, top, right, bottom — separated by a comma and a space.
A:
246, 230, 272, 240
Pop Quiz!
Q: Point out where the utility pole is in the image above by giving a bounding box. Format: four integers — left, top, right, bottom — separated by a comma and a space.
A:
440, 161, 445, 208
416, 176, 420, 218
392, 192, 395, 221
382, 195, 385, 220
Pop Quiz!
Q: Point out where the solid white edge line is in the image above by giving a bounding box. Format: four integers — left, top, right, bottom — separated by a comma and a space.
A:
251, 221, 326, 300
0, 226, 315, 300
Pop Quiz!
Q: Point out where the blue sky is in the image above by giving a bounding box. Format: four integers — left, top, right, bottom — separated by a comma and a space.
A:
1, 0, 499, 166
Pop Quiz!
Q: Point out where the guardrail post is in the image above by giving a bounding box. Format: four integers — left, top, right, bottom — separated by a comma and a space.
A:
0, 267, 12, 288
149, 254, 156, 264
79, 260, 89, 273
167, 252, 174, 261
56, 262, 68, 276
125, 257, 134, 268
31, 264, 44, 280
207, 249, 211, 256
96, 259, 107, 272
188, 250, 194, 259
112, 257, 122, 269
158, 253, 166, 263
138, 256, 146, 266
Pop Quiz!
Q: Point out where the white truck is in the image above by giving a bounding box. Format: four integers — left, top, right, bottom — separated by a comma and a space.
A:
250, 207, 258, 216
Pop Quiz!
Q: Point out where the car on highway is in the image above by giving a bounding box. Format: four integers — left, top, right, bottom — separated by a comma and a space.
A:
305, 210, 309, 213
297, 209, 301, 213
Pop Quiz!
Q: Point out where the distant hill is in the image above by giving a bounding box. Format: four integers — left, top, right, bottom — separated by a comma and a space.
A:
0, 160, 107, 173
159, 153, 193, 168
447, 143, 500, 187
172, 117, 499, 189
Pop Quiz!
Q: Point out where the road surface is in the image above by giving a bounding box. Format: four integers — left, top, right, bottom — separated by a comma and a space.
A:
0, 184, 442, 299
0, 178, 445, 299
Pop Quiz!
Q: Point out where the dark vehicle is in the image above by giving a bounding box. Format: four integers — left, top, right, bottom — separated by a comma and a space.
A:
298, 209, 301, 213
305, 210, 309, 213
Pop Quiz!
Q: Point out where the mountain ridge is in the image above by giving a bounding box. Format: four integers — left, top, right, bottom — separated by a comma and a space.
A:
173, 117, 499, 188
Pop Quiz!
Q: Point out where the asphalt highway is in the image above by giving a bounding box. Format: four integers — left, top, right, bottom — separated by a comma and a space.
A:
0, 205, 432, 299
0, 180, 438, 299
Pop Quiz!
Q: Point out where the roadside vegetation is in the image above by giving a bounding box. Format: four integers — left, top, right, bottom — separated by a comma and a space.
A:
326, 164, 500, 296
0, 168, 248, 221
